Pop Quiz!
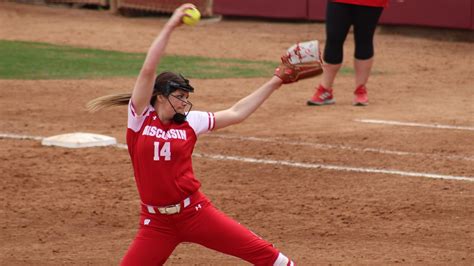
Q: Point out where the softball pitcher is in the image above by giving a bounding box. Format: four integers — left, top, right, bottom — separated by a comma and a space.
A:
88, 3, 322, 265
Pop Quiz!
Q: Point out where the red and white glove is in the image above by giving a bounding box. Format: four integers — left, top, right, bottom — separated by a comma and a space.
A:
274, 40, 323, 84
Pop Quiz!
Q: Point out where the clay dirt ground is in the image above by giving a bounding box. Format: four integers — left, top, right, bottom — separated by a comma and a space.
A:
0, 2, 473, 265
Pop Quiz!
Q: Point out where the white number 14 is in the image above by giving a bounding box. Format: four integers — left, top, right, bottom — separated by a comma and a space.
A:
153, 141, 171, 161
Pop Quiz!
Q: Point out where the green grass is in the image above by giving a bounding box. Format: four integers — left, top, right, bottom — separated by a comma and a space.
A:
0, 40, 277, 80
0, 40, 355, 80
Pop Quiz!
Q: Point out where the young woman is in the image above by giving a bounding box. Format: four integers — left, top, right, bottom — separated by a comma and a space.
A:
307, 0, 388, 106
88, 4, 301, 265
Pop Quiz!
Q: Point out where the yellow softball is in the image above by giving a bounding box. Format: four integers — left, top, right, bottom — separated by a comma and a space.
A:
182, 8, 201, 26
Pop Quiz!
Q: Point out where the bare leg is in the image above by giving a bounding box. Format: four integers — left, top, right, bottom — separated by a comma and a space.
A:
321, 62, 342, 89
354, 57, 373, 87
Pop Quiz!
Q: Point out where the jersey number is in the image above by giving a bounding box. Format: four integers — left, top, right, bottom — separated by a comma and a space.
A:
153, 141, 171, 161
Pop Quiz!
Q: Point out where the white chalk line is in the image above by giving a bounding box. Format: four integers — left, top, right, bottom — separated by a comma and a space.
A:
204, 134, 474, 162
1, 132, 473, 182
355, 119, 474, 131
192, 153, 474, 182
0, 133, 44, 141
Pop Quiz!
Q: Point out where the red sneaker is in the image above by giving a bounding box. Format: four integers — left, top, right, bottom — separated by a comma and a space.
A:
353, 85, 368, 106
307, 85, 335, 106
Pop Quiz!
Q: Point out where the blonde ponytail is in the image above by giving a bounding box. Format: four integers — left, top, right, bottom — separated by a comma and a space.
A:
86, 93, 132, 112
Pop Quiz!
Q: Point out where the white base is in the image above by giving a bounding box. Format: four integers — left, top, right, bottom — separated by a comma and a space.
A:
41, 132, 117, 148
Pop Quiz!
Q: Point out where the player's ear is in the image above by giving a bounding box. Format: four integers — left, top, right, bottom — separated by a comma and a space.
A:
157, 94, 166, 103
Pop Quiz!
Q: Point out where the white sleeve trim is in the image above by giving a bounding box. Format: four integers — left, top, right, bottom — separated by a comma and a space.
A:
207, 112, 215, 131
186, 111, 215, 136
128, 100, 153, 132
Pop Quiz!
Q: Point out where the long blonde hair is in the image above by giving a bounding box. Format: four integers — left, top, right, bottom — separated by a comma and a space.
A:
86, 93, 132, 112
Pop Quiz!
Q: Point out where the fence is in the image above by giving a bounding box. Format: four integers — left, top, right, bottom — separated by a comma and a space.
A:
45, 0, 213, 16
213, 0, 474, 30
42, 0, 474, 30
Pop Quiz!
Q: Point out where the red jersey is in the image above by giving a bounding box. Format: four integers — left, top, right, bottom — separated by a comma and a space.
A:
333, 0, 388, 7
127, 101, 215, 206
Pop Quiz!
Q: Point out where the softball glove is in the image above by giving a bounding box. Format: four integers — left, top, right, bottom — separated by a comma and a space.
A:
274, 40, 323, 84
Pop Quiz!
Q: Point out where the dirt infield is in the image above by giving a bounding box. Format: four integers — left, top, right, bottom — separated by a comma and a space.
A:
1, 2, 473, 265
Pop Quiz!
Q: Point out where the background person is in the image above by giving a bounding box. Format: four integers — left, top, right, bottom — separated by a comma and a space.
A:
307, 0, 388, 106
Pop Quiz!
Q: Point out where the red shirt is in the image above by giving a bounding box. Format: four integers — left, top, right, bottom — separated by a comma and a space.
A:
127, 101, 215, 206
333, 0, 388, 7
